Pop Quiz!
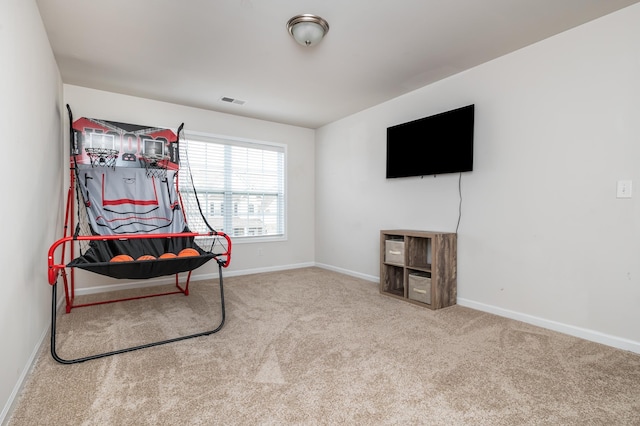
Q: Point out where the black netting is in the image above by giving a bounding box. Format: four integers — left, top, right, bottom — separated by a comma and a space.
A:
67, 235, 216, 279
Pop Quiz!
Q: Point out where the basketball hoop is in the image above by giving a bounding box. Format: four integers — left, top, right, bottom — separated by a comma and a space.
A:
85, 147, 119, 168
139, 154, 168, 180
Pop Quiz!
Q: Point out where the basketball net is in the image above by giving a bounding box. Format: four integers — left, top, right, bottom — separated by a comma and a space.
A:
139, 154, 168, 180
85, 147, 119, 168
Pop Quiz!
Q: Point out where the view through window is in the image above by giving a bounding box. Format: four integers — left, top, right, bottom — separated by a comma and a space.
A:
179, 133, 285, 240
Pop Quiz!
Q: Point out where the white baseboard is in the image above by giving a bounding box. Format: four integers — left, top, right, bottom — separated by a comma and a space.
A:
4, 263, 318, 423
73, 264, 639, 355
315, 263, 378, 283
218, 262, 317, 279
73, 276, 177, 296
73, 262, 316, 296
457, 298, 640, 355
1, 324, 49, 425
316, 262, 640, 355
8, 264, 637, 425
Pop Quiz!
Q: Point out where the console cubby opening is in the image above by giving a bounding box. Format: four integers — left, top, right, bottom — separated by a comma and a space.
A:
406, 236, 432, 270
381, 264, 404, 297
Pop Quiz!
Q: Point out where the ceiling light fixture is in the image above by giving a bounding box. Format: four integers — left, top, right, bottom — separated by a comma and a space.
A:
286, 14, 329, 47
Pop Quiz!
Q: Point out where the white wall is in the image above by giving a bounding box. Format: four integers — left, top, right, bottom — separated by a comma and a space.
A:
315, 4, 640, 352
0, 0, 64, 422
64, 85, 315, 290
3, 2, 639, 421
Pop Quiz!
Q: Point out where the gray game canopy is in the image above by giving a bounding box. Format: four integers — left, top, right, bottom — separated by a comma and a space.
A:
46, 105, 232, 364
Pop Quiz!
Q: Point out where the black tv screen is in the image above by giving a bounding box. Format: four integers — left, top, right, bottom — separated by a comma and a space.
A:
386, 104, 474, 178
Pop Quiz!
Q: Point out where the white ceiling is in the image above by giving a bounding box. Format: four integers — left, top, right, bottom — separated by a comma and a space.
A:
37, 0, 639, 129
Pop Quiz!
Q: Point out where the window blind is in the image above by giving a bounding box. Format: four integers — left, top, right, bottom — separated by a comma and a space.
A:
179, 133, 285, 239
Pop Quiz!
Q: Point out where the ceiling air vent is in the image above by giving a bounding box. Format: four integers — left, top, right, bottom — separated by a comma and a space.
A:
220, 96, 246, 106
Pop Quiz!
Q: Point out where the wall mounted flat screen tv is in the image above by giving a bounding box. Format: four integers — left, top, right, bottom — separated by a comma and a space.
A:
386, 104, 474, 178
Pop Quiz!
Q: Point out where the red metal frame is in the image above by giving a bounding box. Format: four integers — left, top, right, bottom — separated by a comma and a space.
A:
48, 163, 232, 314
48, 231, 231, 313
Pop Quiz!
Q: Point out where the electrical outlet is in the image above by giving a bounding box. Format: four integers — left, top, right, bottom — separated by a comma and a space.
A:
617, 180, 632, 198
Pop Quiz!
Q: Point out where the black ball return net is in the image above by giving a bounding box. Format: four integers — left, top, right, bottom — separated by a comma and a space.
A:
47, 105, 232, 364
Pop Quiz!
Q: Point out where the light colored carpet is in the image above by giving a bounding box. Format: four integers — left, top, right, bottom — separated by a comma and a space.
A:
7, 267, 640, 425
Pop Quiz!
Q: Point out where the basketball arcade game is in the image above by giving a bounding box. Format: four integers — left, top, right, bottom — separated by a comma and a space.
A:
47, 105, 232, 364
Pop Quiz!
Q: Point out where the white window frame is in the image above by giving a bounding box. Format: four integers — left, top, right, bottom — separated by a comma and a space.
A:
179, 130, 287, 243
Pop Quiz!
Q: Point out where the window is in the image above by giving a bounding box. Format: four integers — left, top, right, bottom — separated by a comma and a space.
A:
178, 132, 285, 240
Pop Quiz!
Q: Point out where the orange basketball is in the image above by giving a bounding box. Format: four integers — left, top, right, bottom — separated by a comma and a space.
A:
159, 252, 177, 259
178, 248, 200, 257
110, 254, 134, 262
136, 255, 156, 261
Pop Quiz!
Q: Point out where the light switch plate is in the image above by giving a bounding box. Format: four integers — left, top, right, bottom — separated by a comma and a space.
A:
617, 180, 632, 198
